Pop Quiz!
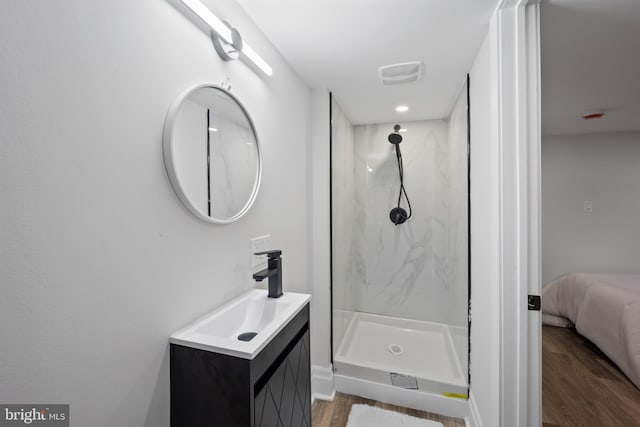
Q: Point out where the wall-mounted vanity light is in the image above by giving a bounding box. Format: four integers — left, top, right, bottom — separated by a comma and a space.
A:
179, 0, 273, 76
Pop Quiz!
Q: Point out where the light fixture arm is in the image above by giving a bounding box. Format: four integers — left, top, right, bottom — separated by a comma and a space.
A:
179, 0, 273, 76
212, 24, 243, 61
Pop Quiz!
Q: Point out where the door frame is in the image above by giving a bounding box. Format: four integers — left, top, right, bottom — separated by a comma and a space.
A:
494, 1, 542, 425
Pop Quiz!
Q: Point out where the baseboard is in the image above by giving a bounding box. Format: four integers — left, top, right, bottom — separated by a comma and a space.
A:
311, 364, 335, 402
334, 374, 469, 419
466, 391, 483, 427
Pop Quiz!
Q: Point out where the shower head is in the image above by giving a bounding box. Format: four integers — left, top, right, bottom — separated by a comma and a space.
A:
388, 124, 403, 145
388, 133, 402, 144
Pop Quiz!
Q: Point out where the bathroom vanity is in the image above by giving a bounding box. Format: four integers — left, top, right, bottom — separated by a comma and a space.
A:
170, 290, 311, 427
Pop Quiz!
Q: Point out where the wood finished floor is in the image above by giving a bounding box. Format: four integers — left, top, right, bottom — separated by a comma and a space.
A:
543, 325, 640, 426
311, 392, 465, 427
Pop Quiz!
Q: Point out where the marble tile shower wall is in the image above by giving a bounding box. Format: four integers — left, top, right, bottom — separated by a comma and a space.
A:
331, 96, 468, 343
331, 99, 362, 347
447, 83, 470, 375
446, 85, 470, 331
353, 120, 452, 323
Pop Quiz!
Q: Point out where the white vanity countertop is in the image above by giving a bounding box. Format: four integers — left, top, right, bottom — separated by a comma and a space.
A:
170, 289, 311, 359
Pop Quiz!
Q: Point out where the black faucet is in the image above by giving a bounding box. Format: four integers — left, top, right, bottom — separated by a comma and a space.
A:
252, 250, 283, 298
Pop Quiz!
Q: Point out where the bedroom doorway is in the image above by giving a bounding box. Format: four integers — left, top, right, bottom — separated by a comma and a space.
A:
540, 1, 640, 425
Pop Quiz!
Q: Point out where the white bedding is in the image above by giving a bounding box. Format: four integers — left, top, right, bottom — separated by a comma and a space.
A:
542, 273, 640, 389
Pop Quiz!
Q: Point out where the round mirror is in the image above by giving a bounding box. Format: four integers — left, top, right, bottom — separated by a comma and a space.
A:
163, 84, 262, 223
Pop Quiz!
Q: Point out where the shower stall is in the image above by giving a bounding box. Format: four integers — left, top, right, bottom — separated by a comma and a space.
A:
330, 78, 470, 412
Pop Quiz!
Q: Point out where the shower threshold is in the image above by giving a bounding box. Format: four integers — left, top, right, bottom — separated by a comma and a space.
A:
334, 312, 468, 399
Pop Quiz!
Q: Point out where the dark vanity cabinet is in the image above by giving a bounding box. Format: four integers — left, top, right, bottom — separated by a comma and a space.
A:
170, 304, 311, 427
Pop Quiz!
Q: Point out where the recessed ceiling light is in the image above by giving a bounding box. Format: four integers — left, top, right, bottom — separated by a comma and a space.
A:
395, 105, 409, 113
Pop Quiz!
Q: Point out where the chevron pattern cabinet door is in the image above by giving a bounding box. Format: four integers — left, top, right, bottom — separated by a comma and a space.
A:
254, 330, 311, 427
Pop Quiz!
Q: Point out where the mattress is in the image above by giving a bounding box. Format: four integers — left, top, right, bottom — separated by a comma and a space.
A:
542, 273, 640, 389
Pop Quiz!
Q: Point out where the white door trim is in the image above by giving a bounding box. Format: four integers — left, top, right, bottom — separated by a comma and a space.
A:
525, 4, 542, 426
494, 1, 542, 426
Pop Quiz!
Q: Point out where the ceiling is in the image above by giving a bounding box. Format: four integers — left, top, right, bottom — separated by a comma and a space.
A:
234, 0, 640, 134
541, 0, 640, 136
235, 0, 499, 125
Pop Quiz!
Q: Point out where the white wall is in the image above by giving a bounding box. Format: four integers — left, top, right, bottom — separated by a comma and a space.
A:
0, 1, 312, 426
542, 131, 640, 285
310, 88, 331, 369
468, 4, 543, 426
468, 29, 500, 427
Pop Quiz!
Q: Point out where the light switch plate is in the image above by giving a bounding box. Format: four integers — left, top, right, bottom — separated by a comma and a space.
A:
250, 235, 271, 268
584, 201, 593, 213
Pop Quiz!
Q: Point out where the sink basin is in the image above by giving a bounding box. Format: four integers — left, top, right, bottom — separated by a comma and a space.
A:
170, 289, 311, 359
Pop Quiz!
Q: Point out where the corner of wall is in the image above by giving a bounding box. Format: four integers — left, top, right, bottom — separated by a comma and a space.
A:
311, 364, 335, 402
309, 88, 332, 370
466, 391, 484, 427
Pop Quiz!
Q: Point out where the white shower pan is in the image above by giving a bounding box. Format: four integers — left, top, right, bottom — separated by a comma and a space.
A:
333, 312, 468, 414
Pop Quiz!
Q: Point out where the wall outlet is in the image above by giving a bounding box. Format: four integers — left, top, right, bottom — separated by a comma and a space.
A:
584, 201, 593, 213
250, 235, 271, 268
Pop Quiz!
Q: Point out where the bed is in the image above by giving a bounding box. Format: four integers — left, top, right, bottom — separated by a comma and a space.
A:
542, 273, 640, 389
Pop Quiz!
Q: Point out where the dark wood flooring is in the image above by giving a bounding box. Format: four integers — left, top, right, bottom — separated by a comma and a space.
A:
311, 392, 465, 427
543, 325, 640, 426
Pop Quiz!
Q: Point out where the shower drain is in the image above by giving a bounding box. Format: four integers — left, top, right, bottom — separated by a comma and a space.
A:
388, 344, 404, 355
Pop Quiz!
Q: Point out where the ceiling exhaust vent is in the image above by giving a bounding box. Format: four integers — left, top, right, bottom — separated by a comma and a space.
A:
378, 61, 423, 85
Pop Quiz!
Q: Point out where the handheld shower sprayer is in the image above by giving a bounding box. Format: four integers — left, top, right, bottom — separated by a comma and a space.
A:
388, 124, 412, 225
